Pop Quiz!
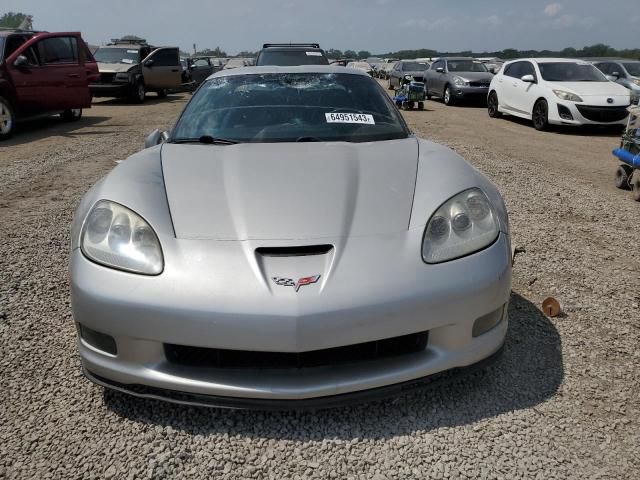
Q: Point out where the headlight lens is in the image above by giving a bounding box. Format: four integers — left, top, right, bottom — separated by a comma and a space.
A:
422, 188, 500, 264
553, 90, 583, 102
81, 200, 163, 275
632, 79, 640, 86
453, 76, 467, 86
114, 72, 131, 82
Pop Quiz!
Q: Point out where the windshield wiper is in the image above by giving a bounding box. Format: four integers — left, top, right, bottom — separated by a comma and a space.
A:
169, 136, 239, 145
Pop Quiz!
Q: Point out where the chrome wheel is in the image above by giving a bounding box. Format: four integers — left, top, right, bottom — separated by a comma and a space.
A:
444, 86, 453, 105
0, 99, 14, 136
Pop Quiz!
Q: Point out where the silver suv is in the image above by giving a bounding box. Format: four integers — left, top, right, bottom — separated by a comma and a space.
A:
90, 38, 183, 103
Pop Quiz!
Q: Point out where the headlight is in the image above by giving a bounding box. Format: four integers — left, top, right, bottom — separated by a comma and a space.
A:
422, 188, 500, 264
632, 79, 640, 87
553, 90, 583, 102
114, 72, 132, 82
81, 200, 163, 275
453, 77, 467, 86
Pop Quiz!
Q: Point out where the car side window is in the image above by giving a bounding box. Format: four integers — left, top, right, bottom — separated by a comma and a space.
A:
431, 60, 443, 70
503, 62, 522, 78
520, 62, 536, 80
193, 59, 209, 67
152, 49, 179, 67
5, 35, 29, 58
37, 37, 78, 64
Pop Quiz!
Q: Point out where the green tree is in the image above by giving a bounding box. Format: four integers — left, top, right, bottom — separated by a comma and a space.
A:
357, 50, 371, 59
344, 50, 357, 59
326, 48, 343, 59
0, 12, 31, 28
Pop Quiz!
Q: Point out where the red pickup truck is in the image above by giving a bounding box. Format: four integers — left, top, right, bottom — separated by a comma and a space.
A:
0, 30, 99, 140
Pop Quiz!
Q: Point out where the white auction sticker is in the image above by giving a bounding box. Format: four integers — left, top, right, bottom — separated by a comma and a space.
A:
325, 113, 375, 124
127, 50, 138, 53
306, 51, 323, 56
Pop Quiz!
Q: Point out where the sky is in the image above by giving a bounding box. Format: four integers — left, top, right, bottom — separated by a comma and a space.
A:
4, 0, 640, 55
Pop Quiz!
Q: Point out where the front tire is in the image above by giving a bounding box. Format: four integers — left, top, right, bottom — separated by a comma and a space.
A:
443, 85, 455, 106
388, 78, 394, 90
61, 108, 82, 122
532, 99, 549, 131
131, 81, 146, 103
631, 174, 640, 202
615, 165, 632, 190
0, 96, 15, 141
487, 92, 501, 118
156, 89, 168, 99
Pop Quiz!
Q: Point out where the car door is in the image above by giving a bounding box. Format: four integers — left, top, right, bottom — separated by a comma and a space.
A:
498, 62, 523, 113
390, 62, 402, 87
190, 58, 213, 84
142, 48, 182, 89
509, 61, 540, 115
429, 60, 445, 94
3, 34, 43, 116
35, 34, 91, 109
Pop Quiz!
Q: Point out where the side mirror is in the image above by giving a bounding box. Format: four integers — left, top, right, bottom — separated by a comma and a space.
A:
488, 67, 496, 74
610, 71, 621, 79
436, 67, 444, 73
13, 55, 29, 67
144, 59, 154, 68
144, 129, 168, 149
521, 74, 536, 83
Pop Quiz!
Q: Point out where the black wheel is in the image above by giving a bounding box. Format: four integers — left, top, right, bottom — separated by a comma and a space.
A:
615, 165, 633, 190
443, 85, 455, 106
61, 108, 82, 122
131, 81, 146, 103
388, 78, 394, 90
532, 100, 549, 131
418, 102, 424, 111
487, 92, 501, 118
401, 101, 409, 110
632, 174, 640, 202
156, 89, 168, 99
0, 96, 15, 141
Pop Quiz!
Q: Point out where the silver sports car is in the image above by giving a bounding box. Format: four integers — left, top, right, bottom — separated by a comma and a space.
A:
71, 65, 512, 408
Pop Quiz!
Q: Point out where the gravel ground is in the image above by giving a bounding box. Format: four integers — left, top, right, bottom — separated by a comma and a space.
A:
1, 93, 639, 479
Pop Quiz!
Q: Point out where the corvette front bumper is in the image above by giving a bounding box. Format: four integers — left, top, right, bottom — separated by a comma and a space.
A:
71, 232, 511, 404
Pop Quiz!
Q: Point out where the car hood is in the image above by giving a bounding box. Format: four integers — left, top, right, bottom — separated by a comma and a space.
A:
161, 138, 420, 240
545, 81, 629, 98
97, 62, 136, 73
453, 72, 494, 82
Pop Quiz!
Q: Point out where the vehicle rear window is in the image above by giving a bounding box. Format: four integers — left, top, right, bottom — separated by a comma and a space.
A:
538, 62, 607, 82
172, 73, 408, 143
257, 50, 329, 66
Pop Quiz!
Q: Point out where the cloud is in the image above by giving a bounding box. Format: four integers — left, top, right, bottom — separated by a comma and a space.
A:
480, 15, 502, 27
551, 14, 596, 29
544, 3, 564, 17
400, 17, 453, 30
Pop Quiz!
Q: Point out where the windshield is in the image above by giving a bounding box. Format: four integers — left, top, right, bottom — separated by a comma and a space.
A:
539, 62, 607, 82
448, 61, 488, 73
172, 73, 408, 143
257, 50, 329, 66
94, 47, 140, 64
402, 62, 427, 71
0, 38, 4, 62
623, 63, 640, 77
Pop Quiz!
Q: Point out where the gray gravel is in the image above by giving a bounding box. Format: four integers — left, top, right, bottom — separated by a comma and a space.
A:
1, 96, 639, 479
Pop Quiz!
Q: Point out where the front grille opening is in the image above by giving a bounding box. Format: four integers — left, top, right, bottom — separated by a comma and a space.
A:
256, 245, 333, 257
78, 324, 117, 356
576, 105, 629, 123
165, 331, 429, 370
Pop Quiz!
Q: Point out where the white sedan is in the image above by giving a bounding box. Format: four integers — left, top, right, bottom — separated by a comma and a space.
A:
488, 58, 631, 130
